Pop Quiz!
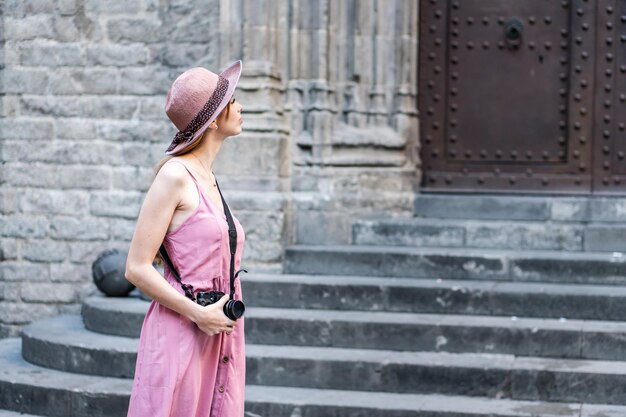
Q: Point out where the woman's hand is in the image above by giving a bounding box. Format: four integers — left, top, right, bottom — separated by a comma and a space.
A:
191, 294, 237, 336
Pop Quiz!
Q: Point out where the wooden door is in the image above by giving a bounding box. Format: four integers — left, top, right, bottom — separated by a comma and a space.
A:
418, 0, 626, 194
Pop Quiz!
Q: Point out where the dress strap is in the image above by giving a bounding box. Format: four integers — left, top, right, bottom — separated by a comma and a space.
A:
166, 159, 226, 219
165, 159, 211, 204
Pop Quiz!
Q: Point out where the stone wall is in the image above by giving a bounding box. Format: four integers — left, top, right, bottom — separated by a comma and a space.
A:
0, 0, 420, 337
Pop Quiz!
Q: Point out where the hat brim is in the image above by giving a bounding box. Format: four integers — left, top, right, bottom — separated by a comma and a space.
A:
165, 60, 243, 156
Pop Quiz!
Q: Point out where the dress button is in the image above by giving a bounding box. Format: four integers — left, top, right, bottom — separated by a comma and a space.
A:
222, 356, 229, 363
218, 385, 225, 393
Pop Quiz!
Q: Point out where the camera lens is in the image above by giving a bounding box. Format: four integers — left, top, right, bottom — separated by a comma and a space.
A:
224, 300, 245, 320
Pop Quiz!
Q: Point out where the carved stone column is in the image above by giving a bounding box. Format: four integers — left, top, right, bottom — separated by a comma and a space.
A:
215, 0, 290, 269
290, 0, 420, 245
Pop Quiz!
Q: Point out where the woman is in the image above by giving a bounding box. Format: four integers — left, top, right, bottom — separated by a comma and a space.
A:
125, 60, 246, 417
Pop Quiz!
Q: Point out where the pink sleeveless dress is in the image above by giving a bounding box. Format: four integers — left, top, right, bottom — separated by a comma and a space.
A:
127, 160, 246, 417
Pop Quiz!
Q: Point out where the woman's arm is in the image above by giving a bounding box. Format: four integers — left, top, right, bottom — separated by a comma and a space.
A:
124, 162, 235, 335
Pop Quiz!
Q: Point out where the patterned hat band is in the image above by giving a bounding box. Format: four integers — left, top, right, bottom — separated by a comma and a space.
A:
167, 76, 230, 152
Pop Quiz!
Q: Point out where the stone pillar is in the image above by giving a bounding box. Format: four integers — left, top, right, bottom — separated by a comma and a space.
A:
213, 0, 290, 270
393, 0, 420, 175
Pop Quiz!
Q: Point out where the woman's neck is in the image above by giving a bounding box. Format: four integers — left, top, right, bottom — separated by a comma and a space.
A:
190, 134, 224, 172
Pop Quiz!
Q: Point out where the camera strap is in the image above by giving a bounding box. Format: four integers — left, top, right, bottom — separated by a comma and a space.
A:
159, 242, 196, 302
158, 175, 246, 303
215, 178, 248, 301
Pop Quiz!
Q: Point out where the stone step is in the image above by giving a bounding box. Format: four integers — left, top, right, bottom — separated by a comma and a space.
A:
413, 194, 626, 223
81, 294, 147, 338
38, 334, 625, 408
6, 335, 624, 417
414, 194, 557, 221
0, 338, 131, 417
246, 344, 626, 405
85, 276, 626, 331
244, 274, 626, 321
246, 308, 626, 361
244, 385, 623, 417
352, 217, 560, 251
0, 338, 510, 417
285, 245, 626, 285
353, 217, 626, 252
22, 315, 138, 378
0, 411, 45, 417
23, 310, 626, 380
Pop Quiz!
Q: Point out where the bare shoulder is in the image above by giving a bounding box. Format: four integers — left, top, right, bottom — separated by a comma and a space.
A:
153, 159, 189, 191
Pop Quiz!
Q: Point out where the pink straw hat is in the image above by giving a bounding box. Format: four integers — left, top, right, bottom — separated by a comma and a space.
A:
164, 60, 242, 155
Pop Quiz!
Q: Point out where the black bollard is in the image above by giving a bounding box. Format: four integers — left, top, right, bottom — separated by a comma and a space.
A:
92, 249, 135, 297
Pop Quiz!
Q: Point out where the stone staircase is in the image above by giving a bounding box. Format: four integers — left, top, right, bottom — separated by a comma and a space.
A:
2, 194, 626, 416
280, 194, 626, 415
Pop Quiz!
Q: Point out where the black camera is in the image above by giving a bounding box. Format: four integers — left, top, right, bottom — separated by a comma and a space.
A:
196, 290, 245, 321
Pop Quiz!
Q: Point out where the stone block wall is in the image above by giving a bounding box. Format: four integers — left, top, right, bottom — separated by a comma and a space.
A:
0, 0, 420, 337
0, 0, 231, 337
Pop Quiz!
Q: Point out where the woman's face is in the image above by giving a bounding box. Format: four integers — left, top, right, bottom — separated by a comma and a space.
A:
216, 96, 243, 136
